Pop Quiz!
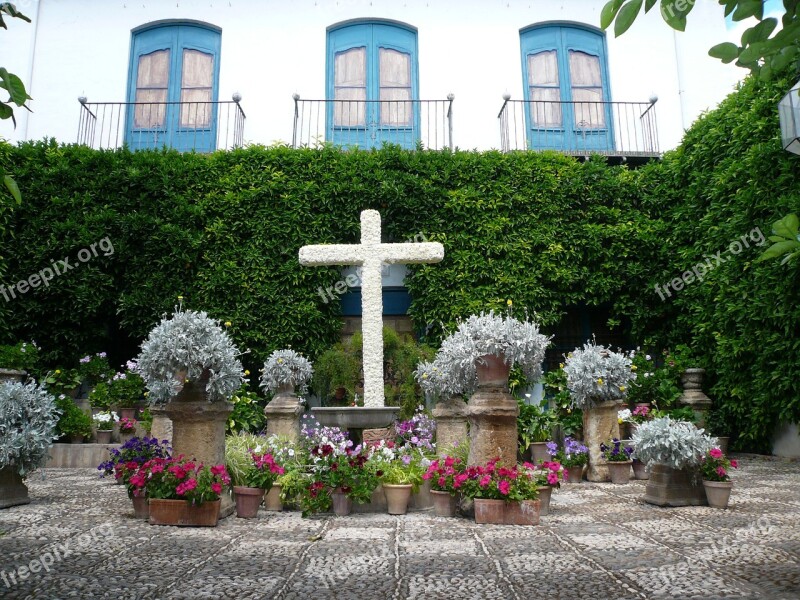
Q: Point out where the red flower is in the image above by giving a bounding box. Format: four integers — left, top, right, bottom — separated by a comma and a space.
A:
498, 480, 511, 496
730, 460, 738, 468
709, 448, 723, 459
211, 482, 222, 494
168, 465, 187, 479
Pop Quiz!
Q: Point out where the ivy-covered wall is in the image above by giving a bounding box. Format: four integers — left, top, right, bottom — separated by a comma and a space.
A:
0, 69, 797, 452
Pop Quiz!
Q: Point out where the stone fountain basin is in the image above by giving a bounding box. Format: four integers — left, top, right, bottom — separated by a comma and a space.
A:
310, 407, 401, 430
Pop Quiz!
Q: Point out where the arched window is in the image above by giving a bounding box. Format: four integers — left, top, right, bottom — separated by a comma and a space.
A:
326, 20, 419, 149
126, 22, 221, 152
520, 23, 613, 152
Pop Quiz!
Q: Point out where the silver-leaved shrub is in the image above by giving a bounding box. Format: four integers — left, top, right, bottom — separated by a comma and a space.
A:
563, 340, 635, 409
0, 381, 61, 476
136, 309, 245, 403
260, 349, 314, 395
632, 417, 715, 469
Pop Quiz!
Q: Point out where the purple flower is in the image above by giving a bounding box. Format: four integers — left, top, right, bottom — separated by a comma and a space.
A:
546, 441, 558, 456
401, 454, 412, 465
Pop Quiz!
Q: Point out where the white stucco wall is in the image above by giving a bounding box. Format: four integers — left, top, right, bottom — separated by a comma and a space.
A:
0, 0, 745, 151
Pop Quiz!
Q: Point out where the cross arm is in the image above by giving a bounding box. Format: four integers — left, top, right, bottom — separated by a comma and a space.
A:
298, 245, 366, 266
379, 242, 445, 264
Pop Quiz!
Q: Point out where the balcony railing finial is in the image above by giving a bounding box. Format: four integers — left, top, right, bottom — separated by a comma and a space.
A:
232, 92, 242, 103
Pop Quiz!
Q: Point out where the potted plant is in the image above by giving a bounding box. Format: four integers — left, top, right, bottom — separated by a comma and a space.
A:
43, 368, 82, 399
312, 342, 361, 406
517, 400, 557, 463
88, 382, 113, 414
371, 442, 426, 515
118, 417, 137, 443
92, 411, 118, 444
326, 445, 381, 516
260, 349, 314, 396
233, 452, 285, 518
700, 448, 738, 509
600, 438, 634, 484
0, 341, 39, 382
0, 381, 60, 508
55, 396, 93, 443
78, 352, 114, 388
132, 456, 231, 527
632, 417, 715, 506
563, 340, 635, 481
532, 460, 564, 515
461, 459, 541, 525
109, 364, 145, 419
547, 437, 588, 484
423, 456, 466, 517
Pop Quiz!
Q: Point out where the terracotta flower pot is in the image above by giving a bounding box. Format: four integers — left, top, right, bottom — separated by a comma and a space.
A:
607, 461, 632, 484
264, 484, 283, 511
383, 484, 413, 515
148, 498, 221, 527
703, 480, 733, 509
430, 490, 457, 517
69, 434, 85, 444
632, 459, 650, 480
95, 430, 112, 444
332, 489, 353, 516
530, 442, 550, 465
537, 486, 552, 516
233, 486, 264, 518
118, 408, 137, 420
474, 354, 511, 387
504, 499, 540, 526
565, 465, 584, 483
131, 495, 149, 519
473, 498, 505, 524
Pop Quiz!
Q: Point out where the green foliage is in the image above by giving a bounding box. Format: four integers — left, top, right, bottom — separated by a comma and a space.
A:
601, 0, 800, 79
516, 400, 557, 449
626, 348, 683, 409
758, 213, 800, 264
0, 340, 38, 373
88, 381, 112, 411
0, 3, 32, 127
226, 386, 267, 435
42, 368, 81, 398
634, 71, 800, 451
109, 371, 145, 408
54, 396, 92, 438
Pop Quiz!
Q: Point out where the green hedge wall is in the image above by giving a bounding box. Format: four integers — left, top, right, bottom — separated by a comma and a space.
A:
0, 69, 797, 452
0, 142, 664, 374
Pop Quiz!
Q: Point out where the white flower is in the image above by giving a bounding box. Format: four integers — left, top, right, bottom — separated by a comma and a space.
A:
618, 408, 632, 421
645, 355, 652, 361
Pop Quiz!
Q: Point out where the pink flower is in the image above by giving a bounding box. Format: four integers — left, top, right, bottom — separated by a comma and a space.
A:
498, 480, 510, 496
211, 482, 222, 494
479, 475, 491, 488
168, 465, 187, 479
709, 448, 723, 459
716, 466, 727, 477
547, 473, 559, 485
730, 460, 738, 468
438, 476, 446, 488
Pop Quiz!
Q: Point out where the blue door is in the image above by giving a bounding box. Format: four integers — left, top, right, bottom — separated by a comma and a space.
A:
520, 24, 614, 153
126, 23, 221, 152
327, 21, 419, 149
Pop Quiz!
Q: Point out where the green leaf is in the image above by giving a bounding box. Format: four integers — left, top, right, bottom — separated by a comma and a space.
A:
742, 18, 778, 45
709, 42, 740, 63
3, 174, 21, 204
0, 101, 12, 120
660, 0, 693, 30
737, 42, 767, 65
756, 240, 800, 262
733, 0, 764, 21
0, 68, 32, 106
601, 0, 626, 30
615, 0, 644, 37
773, 213, 799, 239
645, 0, 658, 11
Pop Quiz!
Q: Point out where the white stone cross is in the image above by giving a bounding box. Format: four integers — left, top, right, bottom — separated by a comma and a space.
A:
299, 210, 444, 407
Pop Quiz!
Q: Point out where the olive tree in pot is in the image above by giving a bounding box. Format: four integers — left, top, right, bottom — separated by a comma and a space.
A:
136, 305, 245, 516
632, 417, 715, 507
0, 381, 61, 508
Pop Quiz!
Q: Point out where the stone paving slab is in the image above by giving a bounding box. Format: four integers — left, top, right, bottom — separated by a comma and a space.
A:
0, 456, 799, 599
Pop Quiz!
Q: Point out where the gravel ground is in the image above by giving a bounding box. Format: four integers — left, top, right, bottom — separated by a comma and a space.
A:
0, 455, 798, 600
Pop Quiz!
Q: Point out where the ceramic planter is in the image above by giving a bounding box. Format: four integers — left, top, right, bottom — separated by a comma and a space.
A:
607, 461, 632, 484
148, 498, 221, 527
430, 490, 458, 517
332, 488, 353, 516
233, 486, 264, 518
118, 408, 137, 420
644, 464, 707, 507
703, 480, 733, 509
632, 459, 650, 480
95, 430, 112, 444
473, 498, 505, 524
530, 442, 550, 465
537, 486, 552, 516
565, 465, 584, 483
69, 434, 85, 444
474, 354, 511, 387
383, 484, 413, 515
0, 466, 30, 509
504, 499, 541, 526
264, 484, 283, 511
131, 495, 149, 519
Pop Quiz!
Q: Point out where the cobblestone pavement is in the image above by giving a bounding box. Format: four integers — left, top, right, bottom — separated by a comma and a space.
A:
0, 456, 798, 600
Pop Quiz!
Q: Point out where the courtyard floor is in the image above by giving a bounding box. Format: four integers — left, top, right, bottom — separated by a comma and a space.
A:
0, 456, 798, 600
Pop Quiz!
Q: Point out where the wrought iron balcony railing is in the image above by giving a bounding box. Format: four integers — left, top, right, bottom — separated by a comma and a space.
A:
292, 95, 454, 150
498, 96, 659, 158
77, 96, 246, 152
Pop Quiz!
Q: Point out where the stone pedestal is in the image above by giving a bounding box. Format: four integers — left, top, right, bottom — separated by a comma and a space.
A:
164, 379, 233, 517
0, 466, 30, 509
467, 355, 518, 467
149, 406, 173, 444
433, 395, 468, 456
264, 388, 303, 443
0, 369, 26, 384
583, 400, 621, 482
679, 368, 713, 428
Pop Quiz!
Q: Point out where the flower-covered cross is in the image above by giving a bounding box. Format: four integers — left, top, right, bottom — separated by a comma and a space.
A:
299, 210, 444, 407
